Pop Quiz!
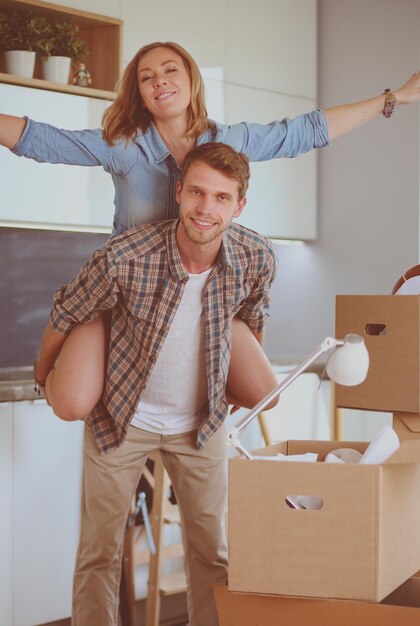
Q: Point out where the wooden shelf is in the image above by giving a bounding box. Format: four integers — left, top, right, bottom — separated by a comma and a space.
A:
0, 0, 122, 97
0, 71, 115, 99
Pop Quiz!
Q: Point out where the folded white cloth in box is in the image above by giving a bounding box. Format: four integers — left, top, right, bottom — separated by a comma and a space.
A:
257, 453, 319, 462
325, 425, 399, 465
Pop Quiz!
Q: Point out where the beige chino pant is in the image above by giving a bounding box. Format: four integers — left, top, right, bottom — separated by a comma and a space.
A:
71, 423, 228, 626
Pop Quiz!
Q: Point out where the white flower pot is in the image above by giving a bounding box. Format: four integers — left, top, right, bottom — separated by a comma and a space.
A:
42, 56, 72, 84
4, 50, 36, 78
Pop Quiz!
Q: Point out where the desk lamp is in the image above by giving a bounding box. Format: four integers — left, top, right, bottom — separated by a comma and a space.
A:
227, 333, 369, 459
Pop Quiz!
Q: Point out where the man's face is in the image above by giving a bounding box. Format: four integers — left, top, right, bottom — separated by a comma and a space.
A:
176, 161, 246, 245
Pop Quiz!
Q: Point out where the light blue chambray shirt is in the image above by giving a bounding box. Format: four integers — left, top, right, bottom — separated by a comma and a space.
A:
13, 111, 329, 235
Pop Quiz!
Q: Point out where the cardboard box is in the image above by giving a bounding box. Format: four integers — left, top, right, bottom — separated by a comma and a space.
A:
335, 295, 420, 412
228, 439, 420, 602
215, 576, 420, 626
393, 413, 420, 441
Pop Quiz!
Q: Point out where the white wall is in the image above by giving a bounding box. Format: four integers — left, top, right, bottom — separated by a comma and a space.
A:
264, 0, 420, 365
30, 0, 420, 361
0, 85, 114, 227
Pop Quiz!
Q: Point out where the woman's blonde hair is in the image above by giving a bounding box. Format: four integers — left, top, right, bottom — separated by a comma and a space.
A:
102, 41, 212, 145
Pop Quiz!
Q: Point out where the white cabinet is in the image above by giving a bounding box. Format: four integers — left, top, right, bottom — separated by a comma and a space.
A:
0, 83, 114, 229
1, 400, 84, 626
225, 83, 318, 240
225, 0, 317, 99
224, 0, 319, 240
121, 0, 226, 66
0, 402, 13, 626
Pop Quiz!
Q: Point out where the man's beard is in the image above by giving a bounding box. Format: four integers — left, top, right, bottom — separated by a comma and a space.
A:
180, 213, 229, 245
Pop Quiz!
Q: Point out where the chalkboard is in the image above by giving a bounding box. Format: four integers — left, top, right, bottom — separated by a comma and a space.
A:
0, 227, 108, 368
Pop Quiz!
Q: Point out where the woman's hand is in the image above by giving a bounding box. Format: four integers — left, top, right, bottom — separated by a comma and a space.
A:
325, 70, 420, 140
394, 71, 420, 105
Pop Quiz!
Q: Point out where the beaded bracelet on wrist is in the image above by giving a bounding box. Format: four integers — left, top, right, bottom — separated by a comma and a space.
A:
383, 88, 397, 118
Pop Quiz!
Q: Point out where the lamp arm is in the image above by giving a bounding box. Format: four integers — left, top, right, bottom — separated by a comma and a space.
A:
227, 336, 343, 457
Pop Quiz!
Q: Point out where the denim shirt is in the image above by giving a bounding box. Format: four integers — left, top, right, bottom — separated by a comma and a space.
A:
13, 111, 329, 235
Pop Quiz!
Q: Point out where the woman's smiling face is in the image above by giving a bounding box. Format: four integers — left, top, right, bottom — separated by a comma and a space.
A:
137, 46, 192, 123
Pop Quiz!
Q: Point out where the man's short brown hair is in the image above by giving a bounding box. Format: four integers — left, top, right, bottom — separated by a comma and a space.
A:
180, 143, 250, 201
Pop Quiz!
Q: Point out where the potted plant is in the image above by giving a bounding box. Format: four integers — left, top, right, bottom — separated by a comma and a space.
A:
0, 11, 48, 79
38, 19, 88, 85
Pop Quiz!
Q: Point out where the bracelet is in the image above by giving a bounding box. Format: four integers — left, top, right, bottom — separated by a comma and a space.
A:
383, 88, 397, 118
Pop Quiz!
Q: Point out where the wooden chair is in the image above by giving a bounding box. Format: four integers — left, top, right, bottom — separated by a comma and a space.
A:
120, 451, 187, 626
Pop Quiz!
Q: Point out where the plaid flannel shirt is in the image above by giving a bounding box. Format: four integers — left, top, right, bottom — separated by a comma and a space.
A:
50, 219, 277, 453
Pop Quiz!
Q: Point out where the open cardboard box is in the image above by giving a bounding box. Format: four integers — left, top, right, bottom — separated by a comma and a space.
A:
335, 295, 420, 412
393, 413, 420, 441
228, 439, 420, 602
216, 574, 420, 626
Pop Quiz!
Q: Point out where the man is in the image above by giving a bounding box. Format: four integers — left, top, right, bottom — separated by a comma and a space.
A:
35, 143, 277, 626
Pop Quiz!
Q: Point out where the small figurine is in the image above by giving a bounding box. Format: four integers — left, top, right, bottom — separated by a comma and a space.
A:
73, 63, 92, 87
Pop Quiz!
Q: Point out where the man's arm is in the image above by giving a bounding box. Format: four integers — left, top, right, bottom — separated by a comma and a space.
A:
0, 113, 26, 149
236, 241, 277, 335
35, 241, 118, 385
324, 71, 420, 141
34, 322, 66, 387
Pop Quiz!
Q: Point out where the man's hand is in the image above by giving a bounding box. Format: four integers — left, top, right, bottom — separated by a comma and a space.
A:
35, 321, 67, 402
34, 359, 52, 405
39, 383, 51, 405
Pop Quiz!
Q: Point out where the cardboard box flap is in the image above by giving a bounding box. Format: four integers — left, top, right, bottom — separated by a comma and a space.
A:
335, 295, 420, 414
251, 441, 288, 456
252, 440, 369, 459
396, 413, 420, 434
385, 439, 420, 464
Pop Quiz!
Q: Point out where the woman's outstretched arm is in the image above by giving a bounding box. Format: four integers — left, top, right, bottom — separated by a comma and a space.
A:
324, 71, 420, 140
0, 113, 26, 149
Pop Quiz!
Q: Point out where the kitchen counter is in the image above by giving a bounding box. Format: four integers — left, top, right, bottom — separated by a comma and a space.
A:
0, 367, 41, 402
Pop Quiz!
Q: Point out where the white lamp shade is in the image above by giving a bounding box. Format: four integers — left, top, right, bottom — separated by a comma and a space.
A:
326, 333, 369, 386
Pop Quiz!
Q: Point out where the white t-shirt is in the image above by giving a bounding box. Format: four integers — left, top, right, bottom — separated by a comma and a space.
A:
131, 268, 211, 435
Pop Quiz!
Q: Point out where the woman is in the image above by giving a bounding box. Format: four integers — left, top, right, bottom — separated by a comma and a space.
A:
1, 41, 420, 419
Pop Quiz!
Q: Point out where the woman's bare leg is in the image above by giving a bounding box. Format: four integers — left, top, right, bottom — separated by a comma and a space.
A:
45, 315, 108, 421
226, 318, 278, 411
45, 316, 274, 421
